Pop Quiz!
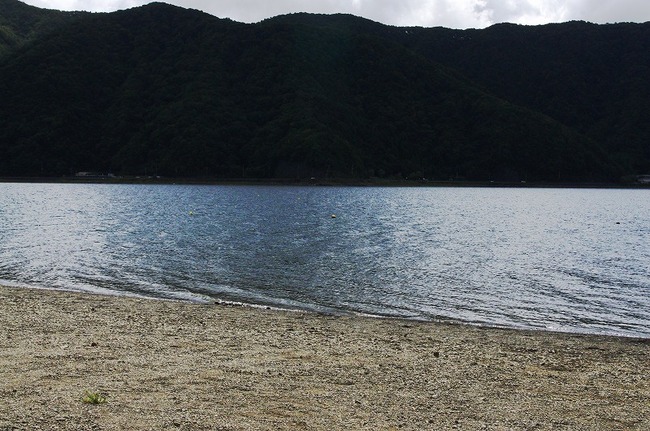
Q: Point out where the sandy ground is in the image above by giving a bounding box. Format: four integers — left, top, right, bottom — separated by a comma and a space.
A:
0, 285, 648, 430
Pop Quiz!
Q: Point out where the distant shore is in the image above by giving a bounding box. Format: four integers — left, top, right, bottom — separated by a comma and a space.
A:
2, 175, 649, 189
1, 285, 648, 430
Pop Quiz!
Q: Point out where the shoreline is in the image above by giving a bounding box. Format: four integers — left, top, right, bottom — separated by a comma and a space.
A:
8, 283, 648, 341
2, 175, 650, 189
1, 285, 648, 430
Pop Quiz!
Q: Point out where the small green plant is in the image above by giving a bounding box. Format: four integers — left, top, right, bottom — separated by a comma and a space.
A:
82, 391, 107, 405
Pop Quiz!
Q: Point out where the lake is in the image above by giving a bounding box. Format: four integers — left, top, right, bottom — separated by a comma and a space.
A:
0, 183, 648, 337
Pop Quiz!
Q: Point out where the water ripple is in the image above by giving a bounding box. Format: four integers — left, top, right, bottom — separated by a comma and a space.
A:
0, 183, 649, 337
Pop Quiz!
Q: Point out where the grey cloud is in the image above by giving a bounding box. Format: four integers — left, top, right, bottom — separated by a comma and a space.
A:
567, 0, 650, 23
475, 0, 569, 25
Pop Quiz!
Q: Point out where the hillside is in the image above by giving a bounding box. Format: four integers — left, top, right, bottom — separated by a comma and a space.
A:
398, 21, 650, 176
0, 1, 646, 181
0, 0, 85, 57
271, 14, 650, 177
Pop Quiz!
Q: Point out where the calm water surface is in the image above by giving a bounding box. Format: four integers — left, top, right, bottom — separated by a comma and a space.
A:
1, 183, 648, 337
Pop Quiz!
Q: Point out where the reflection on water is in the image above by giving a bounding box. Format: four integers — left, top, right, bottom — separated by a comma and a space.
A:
1, 183, 649, 337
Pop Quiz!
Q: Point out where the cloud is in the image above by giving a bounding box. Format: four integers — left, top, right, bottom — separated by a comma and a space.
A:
567, 0, 650, 24
21, 0, 650, 28
476, 0, 570, 25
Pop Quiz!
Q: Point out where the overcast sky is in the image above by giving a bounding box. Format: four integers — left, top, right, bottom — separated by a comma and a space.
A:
22, 0, 650, 28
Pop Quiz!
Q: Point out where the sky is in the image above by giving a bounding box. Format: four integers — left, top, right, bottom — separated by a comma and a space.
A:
22, 0, 650, 29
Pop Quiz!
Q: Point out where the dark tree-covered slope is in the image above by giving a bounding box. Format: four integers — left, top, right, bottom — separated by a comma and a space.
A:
0, 0, 86, 57
272, 14, 650, 175
394, 21, 650, 175
0, 1, 642, 181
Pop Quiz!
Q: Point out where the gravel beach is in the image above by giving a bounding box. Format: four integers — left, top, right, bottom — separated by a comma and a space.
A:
1, 285, 648, 430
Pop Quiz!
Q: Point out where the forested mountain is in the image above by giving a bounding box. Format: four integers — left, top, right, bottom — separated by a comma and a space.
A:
0, 0, 647, 182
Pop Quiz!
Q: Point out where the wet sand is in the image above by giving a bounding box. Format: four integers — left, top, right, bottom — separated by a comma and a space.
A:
1, 285, 648, 430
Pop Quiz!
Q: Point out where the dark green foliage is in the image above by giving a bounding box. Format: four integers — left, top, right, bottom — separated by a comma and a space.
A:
0, 0, 86, 57
0, 1, 646, 181
392, 20, 650, 175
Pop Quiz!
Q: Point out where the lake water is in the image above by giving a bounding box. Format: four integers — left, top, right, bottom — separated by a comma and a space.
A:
0, 183, 648, 338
